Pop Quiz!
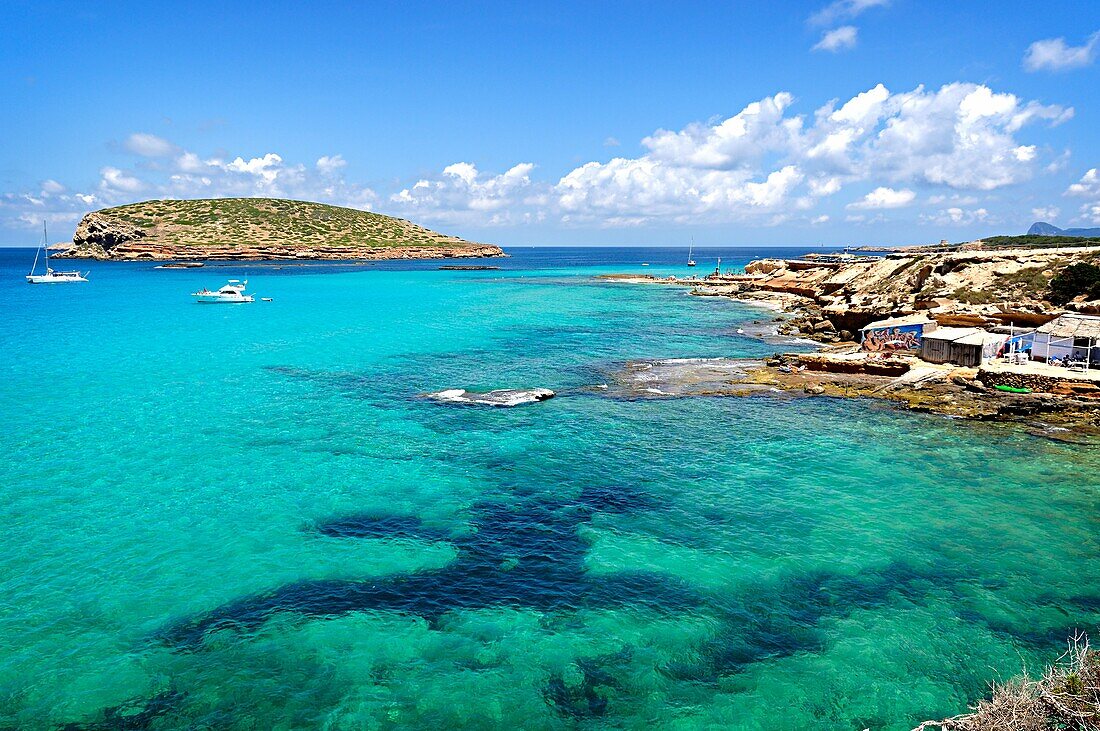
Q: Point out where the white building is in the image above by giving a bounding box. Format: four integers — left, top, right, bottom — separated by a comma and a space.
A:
1032, 313, 1100, 366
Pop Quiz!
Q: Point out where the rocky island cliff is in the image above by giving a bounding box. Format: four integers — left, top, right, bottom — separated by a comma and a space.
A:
54, 198, 504, 261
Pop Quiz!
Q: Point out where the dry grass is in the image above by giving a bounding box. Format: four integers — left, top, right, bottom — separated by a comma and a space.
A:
914, 632, 1100, 730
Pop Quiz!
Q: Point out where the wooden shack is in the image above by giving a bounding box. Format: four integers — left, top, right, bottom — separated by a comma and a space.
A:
920, 327, 1007, 367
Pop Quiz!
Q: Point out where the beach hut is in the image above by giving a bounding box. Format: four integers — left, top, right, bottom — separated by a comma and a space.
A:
920, 327, 1008, 367
860, 315, 937, 352
920, 327, 979, 365
1032, 314, 1100, 367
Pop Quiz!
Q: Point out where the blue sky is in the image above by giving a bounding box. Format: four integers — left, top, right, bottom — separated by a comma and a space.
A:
2, 0, 1099, 246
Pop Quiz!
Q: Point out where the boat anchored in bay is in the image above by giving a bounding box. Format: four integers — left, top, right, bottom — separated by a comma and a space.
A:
192, 279, 255, 303
26, 223, 88, 284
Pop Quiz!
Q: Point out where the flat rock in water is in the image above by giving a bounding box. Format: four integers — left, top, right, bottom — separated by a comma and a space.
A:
426, 388, 555, 407
603, 358, 770, 398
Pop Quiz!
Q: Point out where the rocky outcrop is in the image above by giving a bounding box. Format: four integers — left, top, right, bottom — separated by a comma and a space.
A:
64, 212, 147, 258
425, 388, 555, 407
694, 247, 1100, 342
797, 353, 910, 376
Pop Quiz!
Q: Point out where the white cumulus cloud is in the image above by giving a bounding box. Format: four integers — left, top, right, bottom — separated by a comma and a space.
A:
1066, 168, 1100, 225
123, 132, 177, 157
100, 167, 145, 194
0, 82, 1079, 232
0, 139, 380, 230
809, 0, 889, 26
389, 162, 540, 225
813, 26, 858, 53
920, 206, 990, 225
1023, 32, 1100, 72
547, 82, 1069, 225
316, 155, 347, 174
1067, 168, 1100, 198
847, 187, 915, 209
643, 93, 800, 169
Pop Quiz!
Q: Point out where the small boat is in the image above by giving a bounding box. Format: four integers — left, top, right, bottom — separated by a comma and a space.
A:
261, 297, 273, 302
26, 222, 88, 284
688, 236, 696, 267
192, 279, 255, 303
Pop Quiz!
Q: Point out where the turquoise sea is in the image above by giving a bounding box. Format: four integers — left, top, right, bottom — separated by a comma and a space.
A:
1, 246, 1098, 730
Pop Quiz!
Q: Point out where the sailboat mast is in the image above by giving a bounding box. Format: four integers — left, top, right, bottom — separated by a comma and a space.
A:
29, 239, 40, 275
42, 221, 50, 268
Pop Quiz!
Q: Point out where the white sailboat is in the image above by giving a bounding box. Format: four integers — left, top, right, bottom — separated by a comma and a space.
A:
687, 237, 696, 267
26, 222, 88, 284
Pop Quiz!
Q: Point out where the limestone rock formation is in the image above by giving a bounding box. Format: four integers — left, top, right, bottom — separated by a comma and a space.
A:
64, 212, 148, 259
730, 247, 1100, 333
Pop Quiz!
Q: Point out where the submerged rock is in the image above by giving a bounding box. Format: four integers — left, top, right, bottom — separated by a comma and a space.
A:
603, 358, 774, 399
426, 388, 555, 407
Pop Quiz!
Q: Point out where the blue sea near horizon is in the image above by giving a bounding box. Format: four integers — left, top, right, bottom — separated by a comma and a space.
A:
1, 246, 1097, 730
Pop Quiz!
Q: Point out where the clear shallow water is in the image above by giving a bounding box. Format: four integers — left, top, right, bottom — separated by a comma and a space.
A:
0, 246, 1097, 730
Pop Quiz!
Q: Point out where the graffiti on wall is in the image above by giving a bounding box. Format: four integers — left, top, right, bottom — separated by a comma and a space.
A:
861, 324, 924, 352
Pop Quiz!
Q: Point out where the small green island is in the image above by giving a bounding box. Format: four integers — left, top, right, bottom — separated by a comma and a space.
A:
54, 198, 504, 261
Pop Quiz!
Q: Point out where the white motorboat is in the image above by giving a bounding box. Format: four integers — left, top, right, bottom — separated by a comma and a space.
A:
192, 279, 255, 303
26, 222, 88, 284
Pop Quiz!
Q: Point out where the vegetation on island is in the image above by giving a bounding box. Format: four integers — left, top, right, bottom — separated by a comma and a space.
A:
967, 234, 1100, 250
97, 197, 476, 249
57, 197, 502, 260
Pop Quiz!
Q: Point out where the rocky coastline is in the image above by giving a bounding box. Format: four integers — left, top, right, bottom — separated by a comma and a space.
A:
602, 350, 1100, 439
599, 245, 1100, 435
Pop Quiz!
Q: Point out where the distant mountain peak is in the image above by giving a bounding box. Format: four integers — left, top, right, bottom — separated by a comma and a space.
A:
1027, 221, 1063, 236
1026, 221, 1100, 238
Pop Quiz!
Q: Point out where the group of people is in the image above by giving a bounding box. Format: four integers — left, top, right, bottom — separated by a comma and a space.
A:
1049, 355, 1091, 369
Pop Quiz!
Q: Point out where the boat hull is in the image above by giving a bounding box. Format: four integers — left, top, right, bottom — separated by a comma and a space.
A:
26, 274, 88, 284
192, 279, 253, 303
192, 294, 254, 303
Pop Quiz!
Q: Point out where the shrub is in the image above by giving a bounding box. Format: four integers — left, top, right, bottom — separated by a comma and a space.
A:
1049, 263, 1100, 305
914, 632, 1100, 731
952, 287, 998, 305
